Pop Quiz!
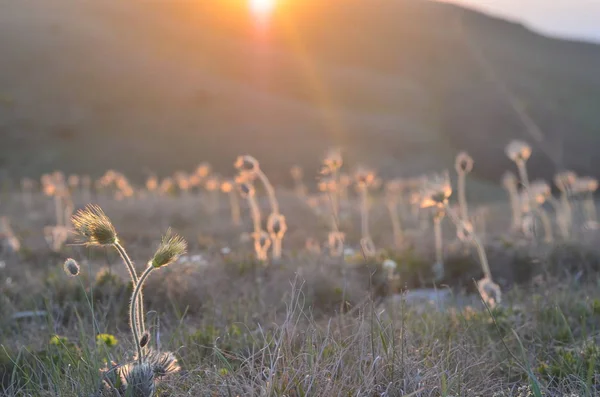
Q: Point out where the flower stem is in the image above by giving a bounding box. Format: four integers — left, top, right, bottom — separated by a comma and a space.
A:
130, 265, 154, 364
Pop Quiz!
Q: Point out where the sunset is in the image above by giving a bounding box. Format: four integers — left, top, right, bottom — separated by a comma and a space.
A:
2, 0, 600, 395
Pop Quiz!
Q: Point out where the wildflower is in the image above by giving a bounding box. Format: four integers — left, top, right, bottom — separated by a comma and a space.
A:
150, 229, 187, 268
146, 349, 180, 378
505, 140, 532, 162
554, 171, 577, 193
96, 333, 119, 348
234, 155, 259, 173
267, 213, 287, 240
72, 205, 118, 246
420, 172, 452, 208
63, 258, 80, 277
321, 148, 343, 175
477, 277, 502, 308
455, 151, 474, 173
122, 362, 155, 397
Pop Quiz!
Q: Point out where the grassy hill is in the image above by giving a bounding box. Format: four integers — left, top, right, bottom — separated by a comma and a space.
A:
1, 0, 600, 186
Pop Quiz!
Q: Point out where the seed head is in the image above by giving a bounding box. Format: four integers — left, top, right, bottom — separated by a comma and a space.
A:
220, 180, 234, 193
205, 176, 220, 191
505, 140, 532, 163
321, 148, 343, 175
420, 172, 452, 208
195, 162, 212, 178
63, 258, 80, 277
139, 332, 150, 348
71, 205, 118, 246
267, 213, 287, 239
529, 180, 551, 205
122, 363, 155, 397
354, 167, 376, 189
234, 155, 259, 173
253, 230, 271, 251
150, 229, 187, 268
573, 176, 599, 194
554, 171, 577, 193
477, 277, 502, 308
146, 350, 180, 378
455, 151, 474, 174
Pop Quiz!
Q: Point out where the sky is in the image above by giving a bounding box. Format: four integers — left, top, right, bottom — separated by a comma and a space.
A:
443, 0, 600, 43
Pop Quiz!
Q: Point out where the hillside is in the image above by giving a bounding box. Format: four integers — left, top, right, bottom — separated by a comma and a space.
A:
1, 0, 599, 185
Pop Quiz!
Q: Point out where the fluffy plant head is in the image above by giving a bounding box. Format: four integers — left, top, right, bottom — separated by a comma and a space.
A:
71, 204, 118, 246
573, 176, 599, 194
139, 332, 150, 348
195, 162, 212, 178
150, 229, 187, 268
317, 177, 337, 193
420, 172, 452, 208
267, 213, 287, 239
477, 277, 502, 308
122, 363, 155, 397
455, 151, 474, 174
234, 155, 259, 173
146, 350, 180, 378
205, 176, 220, 192
63, 258, 80, 277
354, 167, 377, 189
505, 140, 532, 162
529, 180, 551, 205
382, 259, 397, 271
321, 148, 343, 175
220, 180, 234, 193
554, 171, 577, 192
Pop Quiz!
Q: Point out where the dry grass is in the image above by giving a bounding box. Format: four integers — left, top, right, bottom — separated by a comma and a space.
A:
2, 188, 600, 396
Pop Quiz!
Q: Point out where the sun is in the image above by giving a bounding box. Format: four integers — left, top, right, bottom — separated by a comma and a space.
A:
249, 0, 277, 20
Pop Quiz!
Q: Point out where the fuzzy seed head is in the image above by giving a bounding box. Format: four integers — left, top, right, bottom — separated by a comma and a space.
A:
195, 162, 212, 178
146, 175, 158, 192
71, 205, 118, 246
122, 363, 155, 397
573, 176, 599, 194
420, 172, 452, 208
354, 167, 376, 189
234, 155, 259, 173
321, 148, 343, 175
63, 258, 80, 277
146, 350, 180, 378
267, 213, 287, 239
150, 229, 187, 268
455, 151, 474, 173
477, 277, 502, 308
505, 140, 532, 162
554, 171, 577, 192
253, 230, 271, 250
139, 332, 150, 348
529, 180, 551, 205
220, 180, 234, 193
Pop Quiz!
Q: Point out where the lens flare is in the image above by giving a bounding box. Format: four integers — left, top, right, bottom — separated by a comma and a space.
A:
249, 0, 276, 21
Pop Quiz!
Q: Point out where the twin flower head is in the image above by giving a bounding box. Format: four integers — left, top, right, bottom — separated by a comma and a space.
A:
70, 204, 186, 396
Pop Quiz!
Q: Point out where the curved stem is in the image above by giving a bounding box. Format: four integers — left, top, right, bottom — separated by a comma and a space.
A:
130, 265, 154, 364
360, 188, 370, 241
114, 242, 144, 337
433, 213, 443, 266
229, 191, 241, 226
386, 200, 403, 248
536, 207, 553, 243
457, 172, 469, 222
257, 170, 279, 215
444, 202, 492, 280
247, 196, 261, 235
272, 237, 282, 260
